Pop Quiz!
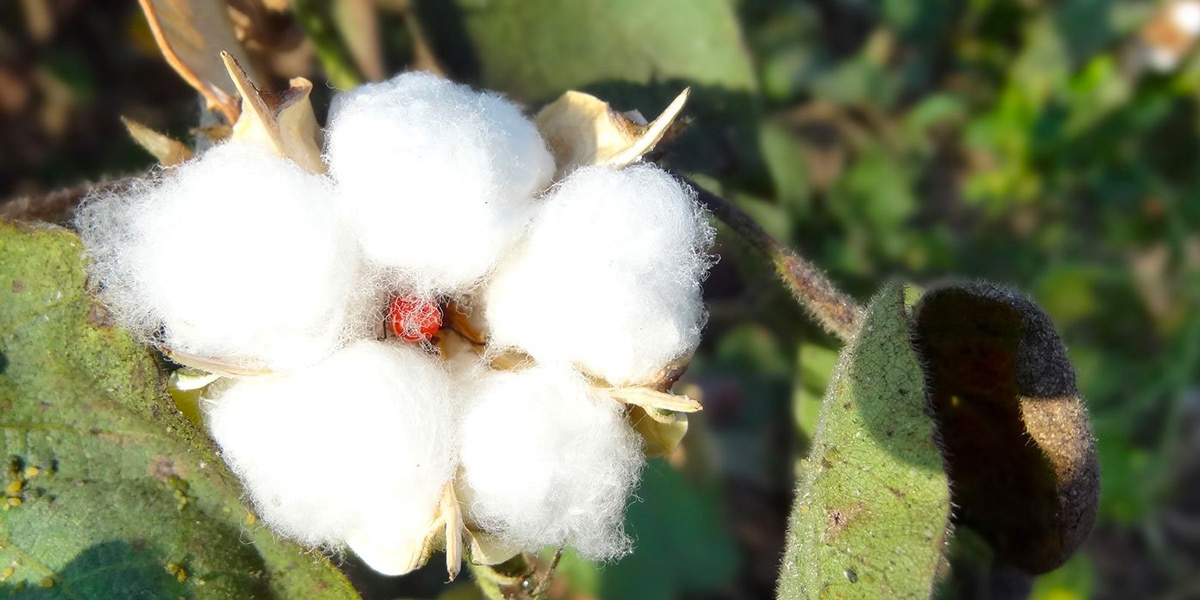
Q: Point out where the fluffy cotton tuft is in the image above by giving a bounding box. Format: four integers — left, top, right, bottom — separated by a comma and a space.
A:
457, 363, 644, 559
74, 141, 363, 372
325, 72, 555, 296
205, 340, 456, 574
483, 165, 714, 386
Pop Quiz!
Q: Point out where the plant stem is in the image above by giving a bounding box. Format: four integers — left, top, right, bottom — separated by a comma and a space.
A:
529, 547, 563, 598
682, 176, 864, 342
291, 0, 363, 90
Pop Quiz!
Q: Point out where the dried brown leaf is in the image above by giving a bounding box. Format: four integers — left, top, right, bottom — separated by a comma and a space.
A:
627, 405, 689, 458
535, 88, 690, 178
120, 117, 194, 166
139, 0, 256, 122
222, 53, 325, 173
607, 386, 702, 413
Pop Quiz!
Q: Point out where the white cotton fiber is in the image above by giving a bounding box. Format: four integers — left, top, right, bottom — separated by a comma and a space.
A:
74, 140, 363, 372
205, 340, 456, 575
456, 363, 644, 559
483, 165, 715, 386
325, 71, 555, 296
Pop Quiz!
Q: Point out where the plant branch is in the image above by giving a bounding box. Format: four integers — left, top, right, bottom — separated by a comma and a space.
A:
681, 176, 863, 341
529, 547, 563, 598
292, 0, 364, 90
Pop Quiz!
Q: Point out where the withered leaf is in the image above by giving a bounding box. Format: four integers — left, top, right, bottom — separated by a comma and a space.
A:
535, 89, 689, 179
120, 117, 194, 166
912, 282, 1100, 574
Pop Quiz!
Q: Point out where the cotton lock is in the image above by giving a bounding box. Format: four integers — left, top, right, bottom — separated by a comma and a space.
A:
457, 363, 644, 559
483, 164, 715, 386
75, 140, 362, 372
204, 340, 456, 575
325, 72, 555, 296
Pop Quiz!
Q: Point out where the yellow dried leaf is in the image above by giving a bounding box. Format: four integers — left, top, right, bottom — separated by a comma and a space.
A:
222, 53, 325, 173
627, 405, 689, 458
606, 386, 702, 413
440, 482, 465, 580
464, 529, 522, 567
121, 117, 194, 166
535, 88, 690, 178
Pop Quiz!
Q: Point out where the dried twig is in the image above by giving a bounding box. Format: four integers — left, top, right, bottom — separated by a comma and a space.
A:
529, 547, 564, 599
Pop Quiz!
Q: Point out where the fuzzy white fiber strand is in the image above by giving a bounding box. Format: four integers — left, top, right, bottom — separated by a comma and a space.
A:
325, 72, 554, 296
74, 141, 363, 372
205, 340, 456, 575
457, 363, 644, 559
483, 165, 715, 386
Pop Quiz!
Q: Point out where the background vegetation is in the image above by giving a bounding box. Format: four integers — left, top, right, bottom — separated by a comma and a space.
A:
2, 0, 1198, 598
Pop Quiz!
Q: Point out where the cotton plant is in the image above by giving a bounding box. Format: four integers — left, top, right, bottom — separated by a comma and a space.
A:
74, 53, 710, 579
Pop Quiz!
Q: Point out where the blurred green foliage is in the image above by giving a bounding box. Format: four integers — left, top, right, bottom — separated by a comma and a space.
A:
5, 0, 1200, 597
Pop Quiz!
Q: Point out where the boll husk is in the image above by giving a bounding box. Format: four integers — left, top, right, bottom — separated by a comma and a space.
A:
456, 363, 644, 559
204, 340, 457, 575
75, 140, 362, 373
325, 72, 555, 296
483, 164, 715, 386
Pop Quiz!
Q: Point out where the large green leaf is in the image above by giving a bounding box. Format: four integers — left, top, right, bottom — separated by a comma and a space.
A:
778, 283, 950, 600
0, 222, 359, 599
420, 0, 763, 185
423, 0, 755, 103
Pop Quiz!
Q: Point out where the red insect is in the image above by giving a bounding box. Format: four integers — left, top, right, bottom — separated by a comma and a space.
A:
387, 295, 443, 342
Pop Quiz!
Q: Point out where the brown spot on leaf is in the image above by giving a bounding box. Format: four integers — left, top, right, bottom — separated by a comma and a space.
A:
11, 280, 23, 293
826, 502, 864, 539
150, 456, 176, 483
86, 301, 114, 328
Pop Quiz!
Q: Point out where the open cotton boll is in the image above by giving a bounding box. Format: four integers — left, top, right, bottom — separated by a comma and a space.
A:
457, 363, 643, 559
74, 141, 363, 372
483, 165, 715, 386
205, 340, 456, 575
325, 71, 554, 296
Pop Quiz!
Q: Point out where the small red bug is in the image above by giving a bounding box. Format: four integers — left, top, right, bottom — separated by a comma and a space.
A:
387, 295, 443, 342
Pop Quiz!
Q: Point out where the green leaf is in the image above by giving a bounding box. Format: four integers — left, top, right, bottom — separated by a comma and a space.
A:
911, 282, 1099, 575
778, 283, 950, 600
540, 461, 737, 600
426, 0, 755, 103
0, 222, 359, 599
421, 0, 763, 184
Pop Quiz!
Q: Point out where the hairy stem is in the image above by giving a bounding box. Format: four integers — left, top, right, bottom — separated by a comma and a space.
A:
682, 176, 863, 341
291, 0, 363, 90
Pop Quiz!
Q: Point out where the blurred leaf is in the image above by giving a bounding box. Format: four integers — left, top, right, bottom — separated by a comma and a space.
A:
716, 323, 790, 376
793, 342, 838, 445
1029, 554, 1094, 600
432, 0, 755, 102
1033, 265, 1101, 326
599, 460, 738, 600
0, 222, 359, 599
759, 121, 811, 213
779, 283, 950, 599
912, 282, 1100, 574
422, 0, 764, 185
